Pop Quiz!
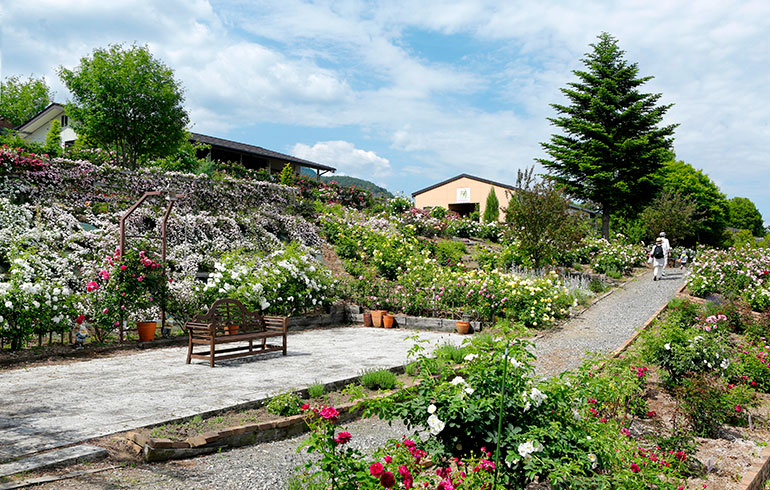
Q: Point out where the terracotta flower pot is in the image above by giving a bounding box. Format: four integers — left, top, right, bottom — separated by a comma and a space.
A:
363, 312, 373, 328
383, 314, 395, 328
225, 325, 239, 335
137, 321, 157, 342
456, 321, 471, 335
371, 310, 386, 327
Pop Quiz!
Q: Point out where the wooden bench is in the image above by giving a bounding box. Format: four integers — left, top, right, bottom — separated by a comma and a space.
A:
185, 298, 288, 367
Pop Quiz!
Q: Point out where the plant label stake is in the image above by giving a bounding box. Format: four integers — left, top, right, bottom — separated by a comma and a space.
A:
493, 340, 510, 489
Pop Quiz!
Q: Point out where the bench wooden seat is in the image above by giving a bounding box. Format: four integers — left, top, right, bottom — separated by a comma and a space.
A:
184, 298, 288, 367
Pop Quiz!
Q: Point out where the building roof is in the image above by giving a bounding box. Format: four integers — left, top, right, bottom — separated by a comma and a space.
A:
189, 132, 335, 172
15, 102, 65, 134
15, 104, 336, 173
411, 173, 518, 197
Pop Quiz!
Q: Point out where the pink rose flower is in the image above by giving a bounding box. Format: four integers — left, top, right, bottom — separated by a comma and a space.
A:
319, 406, 339, 422
120, 265, 127, 271
86, 281, 99, 292
630, 463, 641, 473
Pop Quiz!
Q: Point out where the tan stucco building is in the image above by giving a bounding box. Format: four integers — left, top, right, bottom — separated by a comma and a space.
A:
412, 174, 515, 219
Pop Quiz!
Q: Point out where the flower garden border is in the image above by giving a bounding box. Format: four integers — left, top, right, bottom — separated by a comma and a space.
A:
0, 305, 346, 369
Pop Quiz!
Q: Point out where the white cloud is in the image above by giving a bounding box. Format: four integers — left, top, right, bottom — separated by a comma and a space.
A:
3, 0, 770, 217
291, 141, 392, 179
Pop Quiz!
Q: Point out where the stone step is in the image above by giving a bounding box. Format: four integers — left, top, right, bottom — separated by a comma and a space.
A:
0, 444, 108, 479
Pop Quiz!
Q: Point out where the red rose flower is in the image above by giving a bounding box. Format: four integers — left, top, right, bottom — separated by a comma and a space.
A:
380, 471, 396, 488
370, 462, 384, 477
334, 432, 352, 445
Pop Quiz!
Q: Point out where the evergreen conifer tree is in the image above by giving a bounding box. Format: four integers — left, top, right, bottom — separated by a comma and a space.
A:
538, 32, 677, 238
483, 187, 500, 222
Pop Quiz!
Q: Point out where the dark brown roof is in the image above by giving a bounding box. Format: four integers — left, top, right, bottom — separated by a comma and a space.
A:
190, 132, 335, 172
15, 102, 65, 131
411, 173, 518, 197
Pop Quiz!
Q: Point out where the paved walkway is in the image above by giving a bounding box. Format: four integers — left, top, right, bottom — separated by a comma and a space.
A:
0, 267, 687, 474
533, 268, 687, 376
0, 328, 458, 464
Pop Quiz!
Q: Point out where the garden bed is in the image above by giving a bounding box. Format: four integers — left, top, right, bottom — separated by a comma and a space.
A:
108, 371, 417, 463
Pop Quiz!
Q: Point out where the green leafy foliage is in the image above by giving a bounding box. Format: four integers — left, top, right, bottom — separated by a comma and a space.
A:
266, 392, 303, 416
676, 373, 758, 437
58, 43, 189, 169
359, 369, 398, 391
728, 196, 765, 237
0, 75, 52, 127
538, 32, 677, 239
658, 160, 729, 245
308, 382, 326, 399
505, 167, 590, 268
637, 189, 698, 245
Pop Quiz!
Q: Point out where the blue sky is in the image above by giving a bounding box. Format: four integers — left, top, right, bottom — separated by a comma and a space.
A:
2, 0, 770, 223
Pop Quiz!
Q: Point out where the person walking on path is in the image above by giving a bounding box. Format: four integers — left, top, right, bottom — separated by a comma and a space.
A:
659, 232, 671, 275
650, 237, 666, 281
679, 251, 688, 270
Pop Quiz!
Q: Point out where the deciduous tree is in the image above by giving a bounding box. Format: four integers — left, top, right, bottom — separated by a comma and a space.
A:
538, 32, 677, 239
58, 44, 189, 169
658, 160, 729, 245
0, 75, 52, 127
504, 167, 588, 268
727, 197, 764, 237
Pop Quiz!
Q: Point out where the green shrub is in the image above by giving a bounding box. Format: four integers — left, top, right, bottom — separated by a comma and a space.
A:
605, 267, 622, 279
388, 196, 412, 215
308, 382, 325, 399
433, 342, 471, 364
677, 373, 758, 437
266, 392, 303, 416
588, 278, 606, 294
404, 361, 419, 377
429, 206, 448, 219
360, 368, 398, 391
432, 240, 466, 268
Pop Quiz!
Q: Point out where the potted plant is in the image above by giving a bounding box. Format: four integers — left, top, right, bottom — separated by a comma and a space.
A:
456, 313, 471, 335
84, 245, 169, 342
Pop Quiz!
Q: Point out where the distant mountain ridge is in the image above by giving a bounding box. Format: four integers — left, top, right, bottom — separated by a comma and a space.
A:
301, 168, 393, 197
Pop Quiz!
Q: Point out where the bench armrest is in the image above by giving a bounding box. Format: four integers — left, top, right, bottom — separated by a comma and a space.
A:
264, 316, 289, 333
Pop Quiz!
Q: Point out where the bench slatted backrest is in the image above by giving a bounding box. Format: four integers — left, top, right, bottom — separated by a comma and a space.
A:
207, 298, 265, 335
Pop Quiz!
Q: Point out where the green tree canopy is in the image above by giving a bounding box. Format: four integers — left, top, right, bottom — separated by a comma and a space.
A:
538, 32, 677, 239
0, 75, 52, 127
658, 160, 729, 245
58, 43, 189, 169
638, 190, 698, 245
504, 167, 589, 268
483, 187, 500, 223
727, 196, 764, 237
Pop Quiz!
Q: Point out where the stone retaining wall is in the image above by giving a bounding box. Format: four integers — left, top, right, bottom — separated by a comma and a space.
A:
344, 305, 481, 333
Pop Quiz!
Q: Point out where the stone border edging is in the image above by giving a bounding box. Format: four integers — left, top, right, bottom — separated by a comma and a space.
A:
125, 367, 412, 463
740, 444, 770, 490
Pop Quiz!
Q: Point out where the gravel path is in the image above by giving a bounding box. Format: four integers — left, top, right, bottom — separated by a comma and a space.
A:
15, 268, 688, 489
532, 267, 687, 376
28, 417, 411, 490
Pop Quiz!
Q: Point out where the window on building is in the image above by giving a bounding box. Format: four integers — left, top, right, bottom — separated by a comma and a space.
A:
60, 115, 69, 127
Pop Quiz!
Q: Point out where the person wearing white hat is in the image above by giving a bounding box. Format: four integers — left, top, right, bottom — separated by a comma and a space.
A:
659, 232, 670, 276
649, 237, 666, 281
